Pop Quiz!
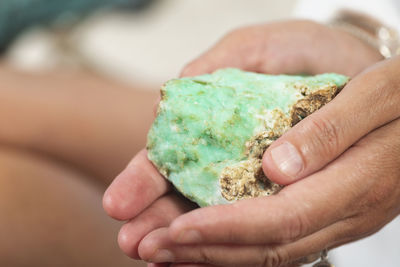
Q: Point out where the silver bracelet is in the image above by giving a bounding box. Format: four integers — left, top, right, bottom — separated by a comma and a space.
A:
329, 10, 400, 59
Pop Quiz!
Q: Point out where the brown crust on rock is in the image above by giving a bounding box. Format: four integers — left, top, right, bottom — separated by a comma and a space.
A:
291, 85, 338, 126
220, 158, 282, 201
219, 82, 347, 202
155, 85, 167, 116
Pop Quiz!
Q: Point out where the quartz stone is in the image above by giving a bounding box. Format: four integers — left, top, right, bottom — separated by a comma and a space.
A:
147, 68, 348, 207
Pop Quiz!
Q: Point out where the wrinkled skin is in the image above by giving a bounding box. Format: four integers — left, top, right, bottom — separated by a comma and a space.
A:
103, 21, 400, 267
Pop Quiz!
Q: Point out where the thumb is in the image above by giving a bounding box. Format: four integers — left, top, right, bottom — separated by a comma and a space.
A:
262, 60, 400, 185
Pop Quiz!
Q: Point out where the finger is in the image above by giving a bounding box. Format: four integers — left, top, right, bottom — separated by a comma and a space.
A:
172, 263, 299, 267
180, 20, 381, 78
148, 263, 169, 267
179, 26, 264, 77
167, 116, 400, 245
139, 218, 359, 267
152, 119, 400, 264
119, 193, 196, 259
103, 149, 171, 220
167, 167, 351, 246
263, 57, 400, 185
171, 264, 219, 267
180, 22, 314, 77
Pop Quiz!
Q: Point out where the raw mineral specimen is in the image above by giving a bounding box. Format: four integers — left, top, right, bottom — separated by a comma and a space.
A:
147, 68, 348, 207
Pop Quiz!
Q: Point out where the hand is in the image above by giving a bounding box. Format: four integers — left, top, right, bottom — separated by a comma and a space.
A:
103, 20, 386, 266
180, 20, 382, 77
138, 58, 400, 266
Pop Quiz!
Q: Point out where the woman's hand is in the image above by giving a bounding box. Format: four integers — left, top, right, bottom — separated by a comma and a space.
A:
102, 149, 196, 261
180, 20, 382, 77
138, 58, 400, 266
103, 20, 388, 266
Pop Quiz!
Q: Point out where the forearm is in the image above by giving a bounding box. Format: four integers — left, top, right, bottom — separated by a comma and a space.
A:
0, 64, 158, 183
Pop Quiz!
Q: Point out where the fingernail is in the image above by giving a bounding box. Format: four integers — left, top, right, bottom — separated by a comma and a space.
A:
177, 230, 202, 243
270, 142, 303, 179
152, 249, 174, 262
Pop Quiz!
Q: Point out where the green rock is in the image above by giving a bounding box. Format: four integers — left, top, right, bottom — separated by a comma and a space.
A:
147, 68, 348, 207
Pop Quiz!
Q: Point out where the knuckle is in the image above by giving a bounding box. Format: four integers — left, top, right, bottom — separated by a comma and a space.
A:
222, 28, 242, 44
285, 210, 310, 241
117, 224, 142, 259
356, 66, 400, 118
261, 246, 290, 267
180, 62, 197, 76
225, 226, 236, 243
364, 184, 389, 209
305, 114, 341, 158
340, 216, 365, 238
224, 25, 258, 44
198, 246, 213, 264
376, 80, 400, 118
336, 216, 378, 243
275, 199, 311, 242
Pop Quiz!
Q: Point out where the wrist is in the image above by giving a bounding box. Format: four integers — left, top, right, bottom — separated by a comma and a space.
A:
329, 10, 400, 59
304, 21, 383, 76
331, 26, 384, 62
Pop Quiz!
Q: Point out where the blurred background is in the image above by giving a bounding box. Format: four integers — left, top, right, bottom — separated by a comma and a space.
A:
3, 0, 296, 88
1, 0, 400, 267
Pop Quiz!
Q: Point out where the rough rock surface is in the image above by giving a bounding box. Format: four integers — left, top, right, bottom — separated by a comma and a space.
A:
147, 68, 348, 207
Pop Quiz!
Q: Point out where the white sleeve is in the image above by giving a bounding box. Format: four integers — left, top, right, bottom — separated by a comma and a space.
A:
293, 0, 400, 32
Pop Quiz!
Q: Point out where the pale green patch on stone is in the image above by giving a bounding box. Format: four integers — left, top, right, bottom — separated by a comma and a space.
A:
147, 68, 349, 207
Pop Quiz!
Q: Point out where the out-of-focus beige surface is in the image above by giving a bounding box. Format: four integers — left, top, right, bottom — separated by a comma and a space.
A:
5, 0, 297, 87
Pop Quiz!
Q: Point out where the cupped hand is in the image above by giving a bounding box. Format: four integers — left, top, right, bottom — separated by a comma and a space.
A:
103, 20, 387, 266
138, 58, 400, 266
